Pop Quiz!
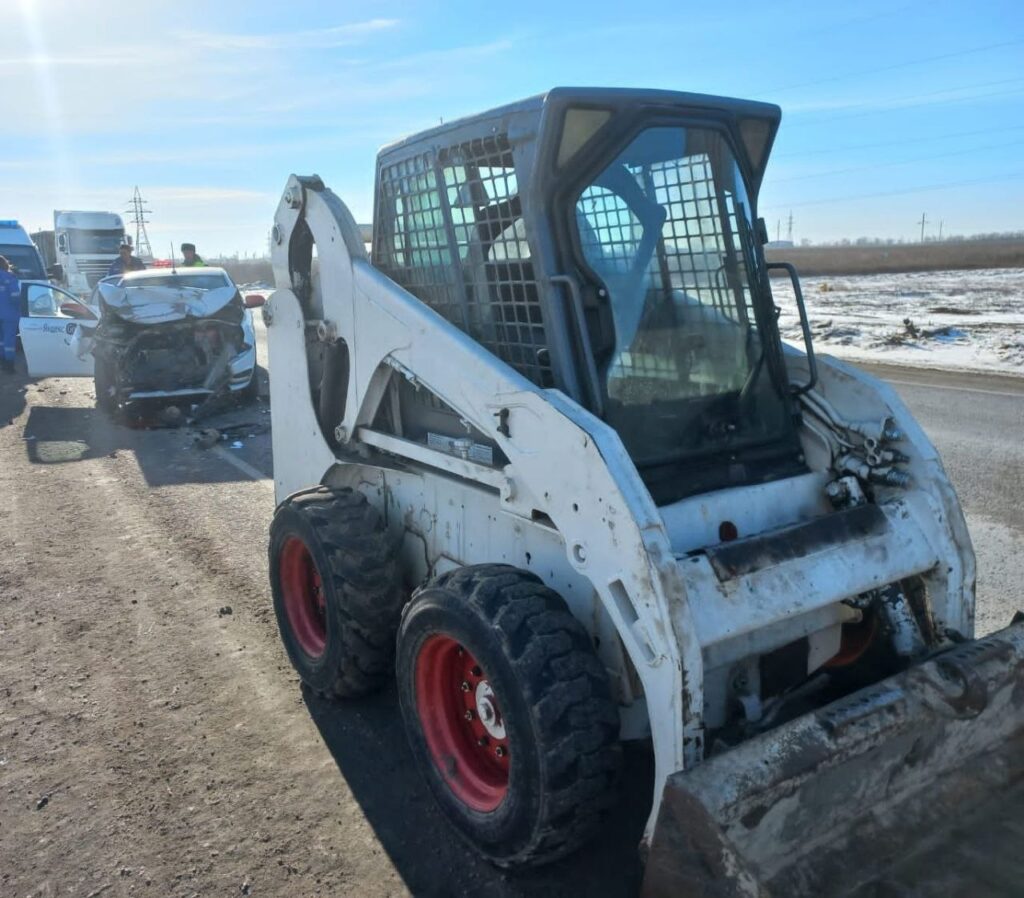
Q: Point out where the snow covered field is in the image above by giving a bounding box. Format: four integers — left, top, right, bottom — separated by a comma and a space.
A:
771, 268, 1024, 375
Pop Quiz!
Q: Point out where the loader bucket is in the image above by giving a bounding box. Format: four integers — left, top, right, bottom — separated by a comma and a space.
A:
642, 619, 1024, 898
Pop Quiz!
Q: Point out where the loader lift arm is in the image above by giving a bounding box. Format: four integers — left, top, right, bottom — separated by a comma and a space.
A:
267, 173, 705, 841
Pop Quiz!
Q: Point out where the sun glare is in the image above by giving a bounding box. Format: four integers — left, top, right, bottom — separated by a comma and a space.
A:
18, 0, 79, 197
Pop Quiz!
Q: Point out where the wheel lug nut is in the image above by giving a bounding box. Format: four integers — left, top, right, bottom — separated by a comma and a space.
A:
464, 709, 474, 721
460, 681, 471, 692
477, 735, 489, 746
470, 665, 482, 677
495, 745, 507, 758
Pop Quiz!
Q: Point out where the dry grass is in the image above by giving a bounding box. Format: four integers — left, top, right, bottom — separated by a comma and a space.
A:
214, 239, 1024, 286
766, 239, 1024, 277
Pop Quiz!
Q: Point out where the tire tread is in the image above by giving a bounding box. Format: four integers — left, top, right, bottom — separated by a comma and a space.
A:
412, 563, 621, 866
271, 486, 403, 698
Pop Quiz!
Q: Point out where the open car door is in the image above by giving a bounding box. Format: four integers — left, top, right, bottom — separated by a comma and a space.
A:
19, 281, 96, 377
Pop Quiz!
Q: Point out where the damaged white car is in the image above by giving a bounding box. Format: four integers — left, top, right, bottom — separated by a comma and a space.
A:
18, 267, 263, 412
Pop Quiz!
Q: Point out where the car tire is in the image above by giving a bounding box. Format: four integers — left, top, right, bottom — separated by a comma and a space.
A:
93, 356, 117, 413
238, 365, 261, 404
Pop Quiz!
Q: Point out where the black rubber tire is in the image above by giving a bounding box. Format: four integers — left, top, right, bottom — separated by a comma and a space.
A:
269, 487, 405, 698
396, 564, 622, 868
237, 365, 261, 405
93, 356, 117, 413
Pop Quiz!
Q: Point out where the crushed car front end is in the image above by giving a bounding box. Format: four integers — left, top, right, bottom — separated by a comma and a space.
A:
91, 272, 256, 407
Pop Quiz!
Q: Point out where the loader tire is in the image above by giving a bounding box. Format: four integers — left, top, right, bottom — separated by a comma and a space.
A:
269, 487, 404, 699
396, 564, 622, 868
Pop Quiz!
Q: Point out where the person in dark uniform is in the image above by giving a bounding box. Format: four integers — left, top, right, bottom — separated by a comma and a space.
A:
107, 242, 146, 276
180, 243, 205, 267
0, 256, 20, 373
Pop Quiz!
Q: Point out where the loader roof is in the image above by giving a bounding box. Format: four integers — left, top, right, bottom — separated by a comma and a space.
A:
379, 85, 781, 154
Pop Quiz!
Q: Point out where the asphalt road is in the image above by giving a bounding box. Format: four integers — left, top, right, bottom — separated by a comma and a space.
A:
858, 362, 1024, 634
1, 328, 1021, 896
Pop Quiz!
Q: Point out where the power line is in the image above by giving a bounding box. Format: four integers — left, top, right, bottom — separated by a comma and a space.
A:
764, 36, 1024, 94
783, 79, 1024, 129
786, 76, 1024, 123
762, 170, 1024, 210
770, 138, 1024, 183
774, 124, 1024, 159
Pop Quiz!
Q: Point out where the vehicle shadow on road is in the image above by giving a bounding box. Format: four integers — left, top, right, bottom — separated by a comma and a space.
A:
21, 402, 268, 487
304, 686, 651, 898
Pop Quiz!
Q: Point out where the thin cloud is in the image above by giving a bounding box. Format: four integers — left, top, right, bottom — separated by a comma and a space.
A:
180, 18, 398, 51
373, 38, 515, 71
145, 187, 274, 202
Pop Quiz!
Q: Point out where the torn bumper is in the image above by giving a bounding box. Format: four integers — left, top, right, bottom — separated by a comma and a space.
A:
642, 619, 1024, 898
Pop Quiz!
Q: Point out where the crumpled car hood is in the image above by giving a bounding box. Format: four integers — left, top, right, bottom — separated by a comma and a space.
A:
98, 282, 238, 324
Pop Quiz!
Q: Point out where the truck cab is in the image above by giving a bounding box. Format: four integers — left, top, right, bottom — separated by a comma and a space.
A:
53, 210, 126, 295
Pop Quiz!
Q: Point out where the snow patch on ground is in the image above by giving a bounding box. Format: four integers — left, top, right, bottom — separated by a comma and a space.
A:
772, 268, 1024, 374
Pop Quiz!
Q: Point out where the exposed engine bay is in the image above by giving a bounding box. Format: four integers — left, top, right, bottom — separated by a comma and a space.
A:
84, 276, 256, 407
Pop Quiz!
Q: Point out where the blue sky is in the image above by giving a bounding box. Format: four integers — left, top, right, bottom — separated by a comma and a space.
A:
6, 0, 1024, 256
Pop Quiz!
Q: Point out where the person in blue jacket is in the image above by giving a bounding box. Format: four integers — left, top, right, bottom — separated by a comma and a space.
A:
0, 255, 20, 373
106, 242, 146, 276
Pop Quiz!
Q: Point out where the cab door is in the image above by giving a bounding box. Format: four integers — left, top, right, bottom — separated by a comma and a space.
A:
19, 282, 96, 377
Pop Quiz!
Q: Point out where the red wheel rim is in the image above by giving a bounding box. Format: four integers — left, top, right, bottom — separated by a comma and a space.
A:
279, 537, 327, 658
826, 611, 880, 668
414, 635, 510, 812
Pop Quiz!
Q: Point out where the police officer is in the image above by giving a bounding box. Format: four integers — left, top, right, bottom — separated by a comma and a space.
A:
180, 243, 205, 267
0, 255, 20, 373
107, 242, 146, 276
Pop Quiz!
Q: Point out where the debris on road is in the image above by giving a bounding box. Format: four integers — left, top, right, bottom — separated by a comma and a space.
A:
219, 606, 233, 616
195, 428, 220, 450
157, 405, 185, 428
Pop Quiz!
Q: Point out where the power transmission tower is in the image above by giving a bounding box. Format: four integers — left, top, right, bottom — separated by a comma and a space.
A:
786, 211, 794, 243
938, 220, 944, 241
917, 212, 928, 243
126, 186, 153, 260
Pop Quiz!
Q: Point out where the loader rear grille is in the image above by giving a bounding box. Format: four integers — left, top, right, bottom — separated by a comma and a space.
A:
374, 137, 552, 388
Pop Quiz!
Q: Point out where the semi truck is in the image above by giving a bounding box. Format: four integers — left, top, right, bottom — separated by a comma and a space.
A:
40, 211, 127, 295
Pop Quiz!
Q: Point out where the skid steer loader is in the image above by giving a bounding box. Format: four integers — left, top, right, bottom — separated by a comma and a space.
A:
263, 88, 1024, 895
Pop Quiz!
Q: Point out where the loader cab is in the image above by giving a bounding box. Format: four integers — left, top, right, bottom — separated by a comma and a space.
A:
372, 89, 804, 503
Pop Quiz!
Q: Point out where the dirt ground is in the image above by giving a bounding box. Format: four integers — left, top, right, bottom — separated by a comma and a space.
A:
2, 350, 1022, 897
0, 372, 649, 898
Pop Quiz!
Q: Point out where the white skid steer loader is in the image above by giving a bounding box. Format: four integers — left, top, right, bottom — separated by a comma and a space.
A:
264, 88, 1024, 895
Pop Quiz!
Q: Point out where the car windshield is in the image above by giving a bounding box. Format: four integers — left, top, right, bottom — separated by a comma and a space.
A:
127, 274, 230, 290
572, 125, 790, 466
67, 229, 124, 254
0, 244, 45, 280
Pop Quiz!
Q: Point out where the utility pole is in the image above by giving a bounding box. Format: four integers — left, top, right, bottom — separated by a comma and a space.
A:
126, 187, 153, 260
776, 219, 781, 242
918, 212, 928, 243
938, 220, 944, 241
786, 211, 794, 243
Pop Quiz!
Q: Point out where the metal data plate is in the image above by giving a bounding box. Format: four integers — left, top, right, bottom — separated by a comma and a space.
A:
427, 432, 495, 467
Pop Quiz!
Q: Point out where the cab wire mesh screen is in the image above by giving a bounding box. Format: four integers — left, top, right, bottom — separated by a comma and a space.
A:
374, 136, 552, 387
